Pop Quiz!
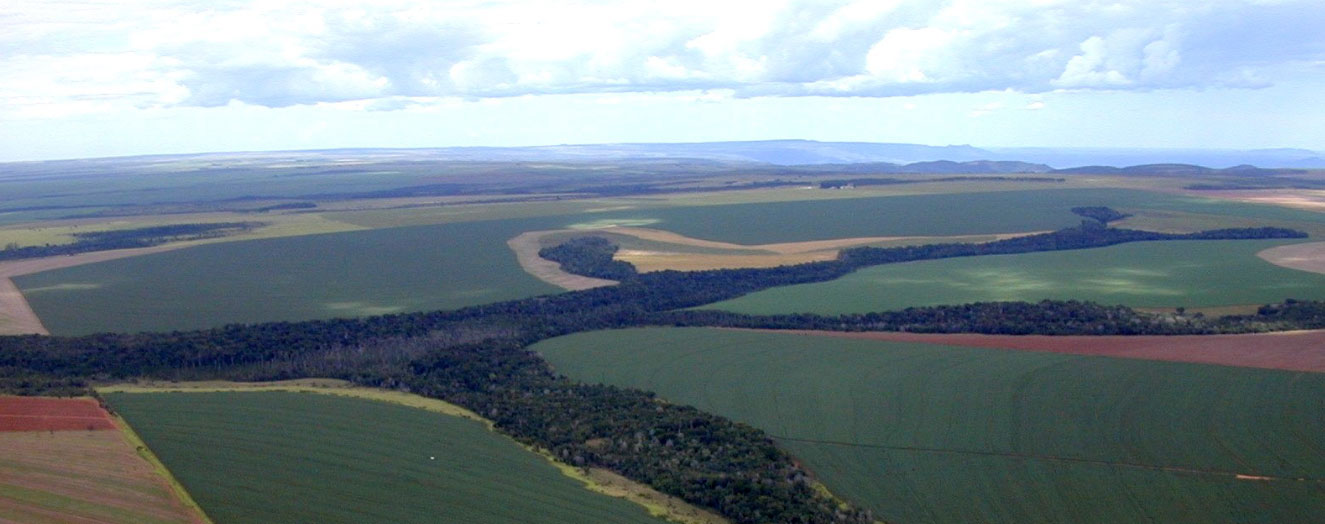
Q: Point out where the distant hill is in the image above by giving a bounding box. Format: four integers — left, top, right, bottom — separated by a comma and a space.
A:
406, 140, 996, 165
988, 147, 1325, 169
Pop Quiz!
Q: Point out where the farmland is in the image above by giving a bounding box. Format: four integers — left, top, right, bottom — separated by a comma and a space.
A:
703, 239, 1325, 315
103, 391, 671, 524
532, 327, 1325, 523
15, 217, 566, 335
16, 184, 1325, 335
3, 148, 1325, 524
0, 396, 203, 524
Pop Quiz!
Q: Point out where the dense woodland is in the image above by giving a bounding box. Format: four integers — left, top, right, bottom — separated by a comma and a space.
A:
538, 236, 639, 281
0, 222, 258, 261
0, 217, 1318, 524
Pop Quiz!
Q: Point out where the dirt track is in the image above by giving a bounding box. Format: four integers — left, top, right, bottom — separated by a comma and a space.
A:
767, 329, 1325, 373
1258, 241, 1325, 275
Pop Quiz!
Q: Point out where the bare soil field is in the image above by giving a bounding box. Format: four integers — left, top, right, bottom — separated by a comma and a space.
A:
0, 396, 116, 432
508, 230, 619, 291
765, 329, 1325, 373
519, 226, 1043, 273
1258, 241, 1325, 275
1186, 189, 1325, 212
0, 430, 204, 524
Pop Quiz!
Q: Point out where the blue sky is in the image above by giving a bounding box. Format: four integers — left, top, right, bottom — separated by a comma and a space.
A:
1, 0, 1322, 161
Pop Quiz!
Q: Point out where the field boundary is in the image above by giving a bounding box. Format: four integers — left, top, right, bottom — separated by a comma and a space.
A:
1258, 241, 1325, 275
0, 276, 48, 335
515, 226, 1047, 274
109, 411, 214, 524
508, 230, 619, 291
754, 329, 1325, 373
774, 435, 1324, 483
98, 379, 728, 524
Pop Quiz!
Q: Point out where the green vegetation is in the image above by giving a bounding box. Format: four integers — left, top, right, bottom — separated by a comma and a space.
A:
581, 187, 1325, 244
103, 391, 668, 524
705, 239, 1325, 314
0, 222, 259, 260
539, 236, 637, 280
533, 327, 1325, 524
17, 217, 564, 335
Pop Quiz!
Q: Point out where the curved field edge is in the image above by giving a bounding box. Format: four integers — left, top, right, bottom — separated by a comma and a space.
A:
531, 327, 1325, 524
1259, 241, 1325, 275
97, 379, 726, 524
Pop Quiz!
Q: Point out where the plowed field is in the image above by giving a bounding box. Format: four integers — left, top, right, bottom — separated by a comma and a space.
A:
0, 396, 115, 432
765, 329, 1325, 373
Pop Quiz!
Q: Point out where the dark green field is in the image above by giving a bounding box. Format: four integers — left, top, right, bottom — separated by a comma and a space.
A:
17, 217, 565, 335
18, 187, 1325, 335
581, 188, 1325, 244
532, 327, 1325, 524
704, 239, 1325, 314
104, 391, 667, 524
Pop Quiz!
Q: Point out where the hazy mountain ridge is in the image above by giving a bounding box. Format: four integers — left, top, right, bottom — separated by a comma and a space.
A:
4, 141, 1321, 176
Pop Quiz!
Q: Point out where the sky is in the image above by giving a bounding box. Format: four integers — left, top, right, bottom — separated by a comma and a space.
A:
1, 0, 1323, 161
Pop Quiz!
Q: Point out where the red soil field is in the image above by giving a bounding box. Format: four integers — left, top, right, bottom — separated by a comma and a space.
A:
0, 396, 116, 432
0, 430, 204, 524
769, 330, 1325, 373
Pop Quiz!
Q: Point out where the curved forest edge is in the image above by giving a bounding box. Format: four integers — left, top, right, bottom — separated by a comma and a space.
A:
96, 380, 728, 524
1, 217, 1320, 524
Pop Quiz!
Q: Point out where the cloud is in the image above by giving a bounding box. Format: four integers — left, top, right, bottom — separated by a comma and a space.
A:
1, 0, 1322, 113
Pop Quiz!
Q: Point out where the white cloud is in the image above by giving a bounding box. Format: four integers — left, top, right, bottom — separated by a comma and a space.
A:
1, 0, 1322, 115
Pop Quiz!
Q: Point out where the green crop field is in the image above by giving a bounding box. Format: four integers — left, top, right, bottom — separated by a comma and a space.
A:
103, 391, 667, 524
703, 239, 1325, 314
575, 188, 1325, 244
16, 217, 564, 335
532, 327, 1325, 524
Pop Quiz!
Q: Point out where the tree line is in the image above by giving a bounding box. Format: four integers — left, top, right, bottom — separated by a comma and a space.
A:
0, 222, 260, 261
0, 219, 1316, 523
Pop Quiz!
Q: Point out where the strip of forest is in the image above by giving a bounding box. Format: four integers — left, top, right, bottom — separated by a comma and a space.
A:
0, 222, 260, 261
0, 217, 1318, 524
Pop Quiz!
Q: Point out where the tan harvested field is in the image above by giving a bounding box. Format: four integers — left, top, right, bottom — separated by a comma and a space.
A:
1185, 189, 1325, 212
0, 396, 115, 432
605, 227, 1043, 272
0, 430, 205, 524
767, 329, 1325, 373
1258, 241, 1325, 275
507, 230, 619, 291
0, 277, 46, 335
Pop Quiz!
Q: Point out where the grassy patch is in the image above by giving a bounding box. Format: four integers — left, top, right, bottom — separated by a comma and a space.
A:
532, 327, 1325, 524
103, 391, 670, 524
704, 239, 1325, 314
